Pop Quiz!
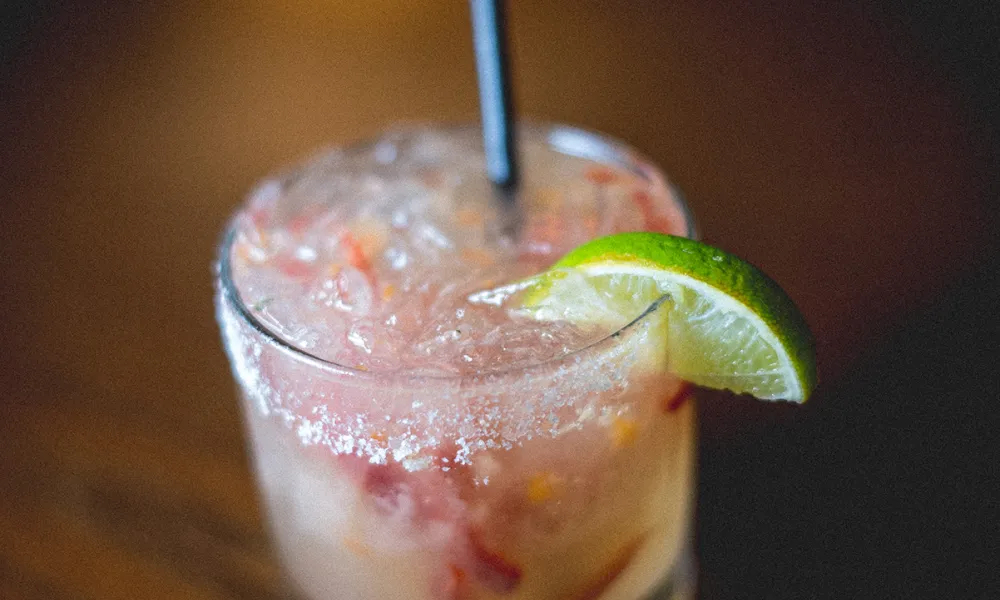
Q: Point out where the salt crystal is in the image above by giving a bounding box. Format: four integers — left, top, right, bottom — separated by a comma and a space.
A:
402, 455, 433, 472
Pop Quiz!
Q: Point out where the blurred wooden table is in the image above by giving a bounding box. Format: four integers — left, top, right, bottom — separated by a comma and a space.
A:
1, 1, 995, 598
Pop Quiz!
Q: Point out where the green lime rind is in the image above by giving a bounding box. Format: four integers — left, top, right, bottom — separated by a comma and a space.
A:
530, 232, 817, 402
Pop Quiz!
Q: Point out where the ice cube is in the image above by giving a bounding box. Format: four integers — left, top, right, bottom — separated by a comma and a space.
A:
412, 222, 454, 251
247, 179, 283, 215
467, 279, 535, 307
373, 140, 398, 164
308, 266, 374, 315
347, 322, 374, 355
384, 245, 410, 270
294, 245, 318, 262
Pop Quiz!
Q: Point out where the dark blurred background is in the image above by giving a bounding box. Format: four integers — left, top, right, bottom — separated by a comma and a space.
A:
1, 1, 996, 598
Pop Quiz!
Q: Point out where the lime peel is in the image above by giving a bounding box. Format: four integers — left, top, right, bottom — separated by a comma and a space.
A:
524, 232, 816, 402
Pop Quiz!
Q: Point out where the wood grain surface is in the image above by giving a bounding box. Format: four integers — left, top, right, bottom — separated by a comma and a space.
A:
1, 1, 996, 598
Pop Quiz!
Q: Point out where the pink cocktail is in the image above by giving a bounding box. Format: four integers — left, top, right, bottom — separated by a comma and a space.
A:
216, 124, 696, 599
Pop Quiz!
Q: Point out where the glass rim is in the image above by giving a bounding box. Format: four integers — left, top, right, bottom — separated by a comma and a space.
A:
215, 121, 696, 383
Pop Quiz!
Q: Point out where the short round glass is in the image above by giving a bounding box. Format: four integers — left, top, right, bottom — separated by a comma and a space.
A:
216, 123, 698, 600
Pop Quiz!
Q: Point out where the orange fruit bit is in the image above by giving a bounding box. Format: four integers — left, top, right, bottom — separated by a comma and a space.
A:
370, 431, 387, 443
610, 417, 639, 448
353, 226, 386, 256
585, 166, 618, 185
526, 471, 562, 504
235, 242, 252, 263
339, 230, 376, 283
381, 284, 396, 301
247, 226, 270, 253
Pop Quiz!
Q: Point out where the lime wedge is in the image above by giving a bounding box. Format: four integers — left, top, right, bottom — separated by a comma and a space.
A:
523, 232, 816, 401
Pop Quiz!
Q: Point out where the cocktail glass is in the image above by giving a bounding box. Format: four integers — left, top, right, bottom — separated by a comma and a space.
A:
216, 124, 697, 600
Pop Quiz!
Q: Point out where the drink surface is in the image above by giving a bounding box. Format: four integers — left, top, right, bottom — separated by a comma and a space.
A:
217, 125, 696, 600
226, 125, 689, 374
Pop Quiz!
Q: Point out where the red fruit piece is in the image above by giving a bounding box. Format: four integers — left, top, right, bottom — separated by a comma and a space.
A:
632, 190, 674, 233
663, 382, 694, 414
339, 230, 376, 284
274, 255, 315, 278
362, 463, 414, 518
585, 166, 618, 185
575, 533, 648, 600
287, 212, 316, 235
466, 530, 522, 594
249, 207, 271, 229
360, 461, 466, 530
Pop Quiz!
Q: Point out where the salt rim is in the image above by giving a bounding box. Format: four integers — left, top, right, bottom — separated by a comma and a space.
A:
217, 277, 670, 471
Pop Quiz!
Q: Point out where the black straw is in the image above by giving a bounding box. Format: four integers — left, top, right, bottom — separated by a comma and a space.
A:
470, 0, 519, 195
